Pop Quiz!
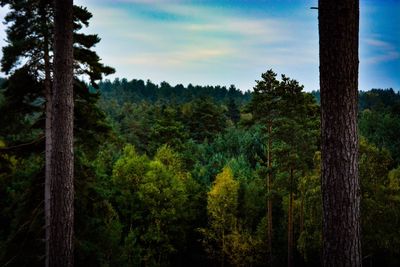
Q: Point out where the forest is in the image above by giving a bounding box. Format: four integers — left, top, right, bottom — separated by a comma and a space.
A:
2, 75, 400, 266
1, 1, 400, 267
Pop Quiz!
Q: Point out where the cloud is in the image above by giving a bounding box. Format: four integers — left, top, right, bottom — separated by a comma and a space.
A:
362, 38, 400, 64
82, 1, 317, 70
1, 0, 320, 90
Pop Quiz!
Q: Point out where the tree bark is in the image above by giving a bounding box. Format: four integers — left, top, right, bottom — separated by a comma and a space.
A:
41, 4, 52, 266
319, 1, 361, 266
49, 0, 74, 266
44, 33, 52, 267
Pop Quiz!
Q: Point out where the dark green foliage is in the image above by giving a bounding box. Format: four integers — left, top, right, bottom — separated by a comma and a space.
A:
359, 139, 400, 266
359, 108, 400, 166
0, 68, 43, 146
227, 97, 241, 125
182, 97, 227, 142
98, 78, 251, 105
359, 88, 400, 112
149, 105, 188, 153
0, 0, 115, 150
0, 155, 44, 267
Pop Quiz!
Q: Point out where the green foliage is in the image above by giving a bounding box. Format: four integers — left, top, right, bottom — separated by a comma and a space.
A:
0, 0, 114, 153
0, 1, 116, 266
112, 145, 195, 266
227, 97, 241, 125
182, 97, 227, 142
99, 78, 251, 105
359, 139, 400, 266
74, 151, 124, 266
0, 155, 43, 267
359, 109, 400, 165
149, 106, 188, 153
297, 152, 322, 265
200, 167, 239, 264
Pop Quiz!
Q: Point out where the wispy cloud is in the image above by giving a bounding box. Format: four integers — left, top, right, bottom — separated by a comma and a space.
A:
362, 38, 400, 64
79, 0, 318, 90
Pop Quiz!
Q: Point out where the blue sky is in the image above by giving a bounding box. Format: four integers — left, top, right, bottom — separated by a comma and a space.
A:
0, 0, 399, 91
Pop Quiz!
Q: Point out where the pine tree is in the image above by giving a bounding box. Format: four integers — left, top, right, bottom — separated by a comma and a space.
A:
250, 70, 280, 264
0, 1, 114, 265
49, 0, 74, 265
251, 70, 319, 266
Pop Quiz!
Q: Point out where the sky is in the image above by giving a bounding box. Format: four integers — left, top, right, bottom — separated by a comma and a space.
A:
0, 0, 399, 92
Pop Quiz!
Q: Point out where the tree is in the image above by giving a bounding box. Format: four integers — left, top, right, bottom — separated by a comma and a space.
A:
182, 97, 227, 142
0, 1, 114, 265
359, 139, 400, 266
250, 70, 280, 264
112, 145, 192, 266
201, 167, 239, 267
250, 70, 320, 266
149, 105, 188, 154
48, 0, 74, 265
319, 0, 361, 266
227, 97, 240, 125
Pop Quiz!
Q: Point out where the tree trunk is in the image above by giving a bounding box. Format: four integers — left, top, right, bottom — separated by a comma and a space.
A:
287, 167, 294, 267
49, 0, 74, 266
41, 4, 52, 267
267, 122, 273, 265
44, 34, 52, 267
319, 1, 361, 266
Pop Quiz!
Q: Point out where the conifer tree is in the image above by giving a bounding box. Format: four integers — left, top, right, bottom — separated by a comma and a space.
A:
0, 0, 114, 265
49, 0, 74, 265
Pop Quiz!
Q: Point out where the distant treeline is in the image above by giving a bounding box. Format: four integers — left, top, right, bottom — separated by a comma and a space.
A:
97, 78, 252, 105
98, 78, 399, 112
311, 88, 400, 112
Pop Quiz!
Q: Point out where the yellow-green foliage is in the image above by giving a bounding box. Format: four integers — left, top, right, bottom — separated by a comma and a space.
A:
224, 228, 264, 267
0, 140, 17, 173
388, 167, 400, 191
200, 167, 239, 263
112, 144, 149, 187
208, 167, 239, 231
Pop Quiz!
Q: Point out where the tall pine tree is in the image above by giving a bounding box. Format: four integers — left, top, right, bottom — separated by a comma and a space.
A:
49, 0, 74, 265
0, 1, 114, 265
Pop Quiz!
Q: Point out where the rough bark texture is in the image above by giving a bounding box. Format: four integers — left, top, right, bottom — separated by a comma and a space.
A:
319, 1, 361, 266
42, 6, 52, 266
44, 35, 52, 267
49, 0, 74, 266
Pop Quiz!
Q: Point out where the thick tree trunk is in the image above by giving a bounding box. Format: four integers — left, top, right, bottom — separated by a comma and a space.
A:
267, 122, 273, 265
49, 0, 74, 266
287, 167, 294, 267
319, 1, 361, 266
